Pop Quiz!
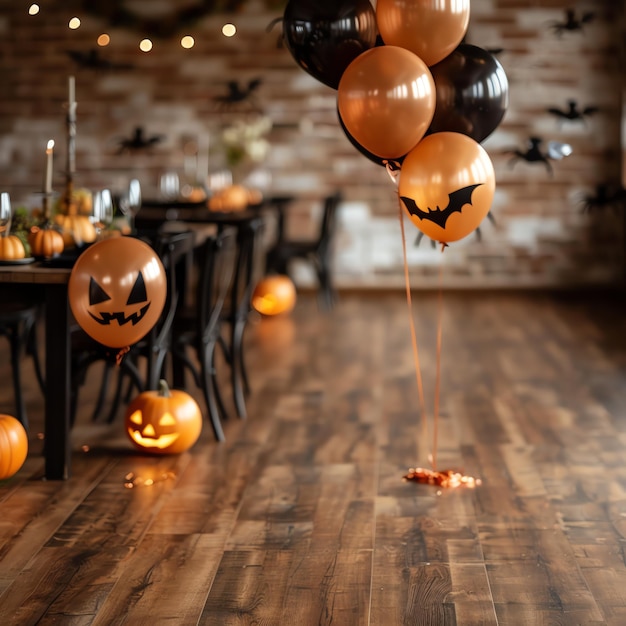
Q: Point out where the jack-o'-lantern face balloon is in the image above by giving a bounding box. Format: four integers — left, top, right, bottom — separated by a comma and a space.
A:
69, 237, 166, 348
398, 132, 496, 244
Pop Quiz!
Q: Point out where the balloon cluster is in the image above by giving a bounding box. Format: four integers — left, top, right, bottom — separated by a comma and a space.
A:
282, 0, 509, 245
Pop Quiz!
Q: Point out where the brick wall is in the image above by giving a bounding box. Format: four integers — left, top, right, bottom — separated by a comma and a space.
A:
0, 0, 624, 289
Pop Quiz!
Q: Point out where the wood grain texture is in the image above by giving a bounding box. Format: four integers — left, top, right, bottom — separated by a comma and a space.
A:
1, 291, 626, 624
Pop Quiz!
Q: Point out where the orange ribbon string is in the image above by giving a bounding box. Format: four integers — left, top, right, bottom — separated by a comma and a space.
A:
116, 346, 130, 366
398, 201, 429, 458
432, 250, 445, 471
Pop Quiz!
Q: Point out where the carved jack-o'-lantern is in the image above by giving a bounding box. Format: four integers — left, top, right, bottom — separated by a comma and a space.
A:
68, 237, 166, 348
124, 380, 202, 455
251, 274, 297, 316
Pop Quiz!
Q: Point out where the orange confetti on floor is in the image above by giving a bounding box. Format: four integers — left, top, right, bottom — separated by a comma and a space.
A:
403, 467, 482, 489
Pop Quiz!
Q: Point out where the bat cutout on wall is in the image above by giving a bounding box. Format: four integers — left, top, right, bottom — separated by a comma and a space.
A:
548, 100, 599, 126
401, 184, 483, 229
580, 183, 626, 214
116, 127, 165, 154
505, 137, 572, 177
66, 49, 134, 71
214, 79, 262, 110
548, 9, 595, 36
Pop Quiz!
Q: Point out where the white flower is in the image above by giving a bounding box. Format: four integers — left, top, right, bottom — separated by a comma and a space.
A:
220, 116, 272, 167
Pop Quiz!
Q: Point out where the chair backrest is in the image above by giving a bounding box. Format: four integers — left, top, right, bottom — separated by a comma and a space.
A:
196, 226, 238, 340
220, 215, 266, 323
151, 230, 195, 346
316, 190, 342, 251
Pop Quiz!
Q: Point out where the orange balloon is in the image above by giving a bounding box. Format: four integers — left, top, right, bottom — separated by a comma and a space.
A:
337, 45, 435, 160
377, 0, 470, 67
69, 237, 167, 348
398, 132, 495, 244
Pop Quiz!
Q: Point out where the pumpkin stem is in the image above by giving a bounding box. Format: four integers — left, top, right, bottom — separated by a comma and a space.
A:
158, 379, 171, 398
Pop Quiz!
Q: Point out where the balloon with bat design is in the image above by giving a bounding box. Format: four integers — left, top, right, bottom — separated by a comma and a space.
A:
399, 132, 496, 244
69, 237, 167, 348
282, 0, 378, 89
426, 43, 509, 143
376, 0, 471, 67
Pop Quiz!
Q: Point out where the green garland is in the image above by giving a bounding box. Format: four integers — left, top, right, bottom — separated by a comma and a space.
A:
81, 0, 286, 39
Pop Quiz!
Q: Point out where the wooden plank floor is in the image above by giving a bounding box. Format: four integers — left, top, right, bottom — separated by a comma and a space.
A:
1, 290, 626, 625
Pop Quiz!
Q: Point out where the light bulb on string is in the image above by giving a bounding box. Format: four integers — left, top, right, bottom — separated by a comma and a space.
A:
181, 35, 195, 49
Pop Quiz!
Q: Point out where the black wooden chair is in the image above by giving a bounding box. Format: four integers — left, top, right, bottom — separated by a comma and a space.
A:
0, 286, 45, 429
170, 226, 238, 441
218, 215, 266, 421
69, 230, 195, 424
265, 191, 342, 310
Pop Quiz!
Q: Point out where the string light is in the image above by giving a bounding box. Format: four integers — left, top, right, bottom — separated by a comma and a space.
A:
28, 8, 235, 51
181, 35, 195, 49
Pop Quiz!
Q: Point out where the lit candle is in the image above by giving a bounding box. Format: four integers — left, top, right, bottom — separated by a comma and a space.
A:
44, 139, 54, 193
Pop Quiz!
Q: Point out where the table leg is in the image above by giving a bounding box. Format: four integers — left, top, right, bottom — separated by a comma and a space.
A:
44, 283, 71, 480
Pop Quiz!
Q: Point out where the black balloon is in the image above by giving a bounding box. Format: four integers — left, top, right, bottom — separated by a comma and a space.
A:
283, 0, 378, 90
427, 44, 509, 143
338, 108, 405, 169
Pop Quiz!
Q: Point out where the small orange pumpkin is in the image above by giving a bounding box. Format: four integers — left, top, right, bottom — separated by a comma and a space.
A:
124, 380, 202, 455
0, 235, 26, 260
0, 414, 28, 480
208, 184, 250, 212
54, 213, 97, 246
251, 274, 297, 316
29, 227, 64, 259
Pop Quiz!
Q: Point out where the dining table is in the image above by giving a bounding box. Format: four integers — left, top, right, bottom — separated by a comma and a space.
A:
0, 193, 285, 480
0, 260, 73, 479
0, 223, 217, 480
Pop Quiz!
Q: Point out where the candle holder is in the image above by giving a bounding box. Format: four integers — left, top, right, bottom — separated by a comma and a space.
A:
64, 78, 77, 215
32, 190, 59, 225
62, 176, 74, 215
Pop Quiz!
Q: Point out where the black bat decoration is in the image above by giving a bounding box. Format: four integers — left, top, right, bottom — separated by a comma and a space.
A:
506, 137, 554, 176
547, 100, 599, 126
116, 127, 165, 154
548, 9, 595, 36
580, 183, 626, 214
214, 79, 262, 109
414, 211, 496, 247
401, 184, 483, 229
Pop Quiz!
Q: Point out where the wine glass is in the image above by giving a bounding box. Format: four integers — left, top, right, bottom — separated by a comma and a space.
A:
159, 171, 179, 200
119, 179, 142, 233
99, 189, 114, 229
93, 189, 114, 238
0, 192, 12, 237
